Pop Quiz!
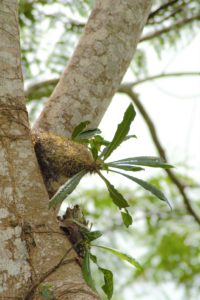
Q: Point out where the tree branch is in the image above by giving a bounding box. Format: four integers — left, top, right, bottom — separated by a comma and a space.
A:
140, 14, 200, 42
25, 72, 200, 101
122, 72, 200, 88
148, 0, 179, 21
33, 0, 152, 137
118, 87, 200, 226
25, 78, 58, 102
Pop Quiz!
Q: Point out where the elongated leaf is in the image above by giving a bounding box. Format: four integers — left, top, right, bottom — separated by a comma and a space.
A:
93, 245, 142, 270
90, 254, 113, 300
99, 268, 113, 300
105, 163, 144, 172
98, 172, 129, 209
71, 121, 90, 139
49, 170, 87, 208
82, 251, 96, 290
76, 128, 101, 140
109, 156, 173, 169
102, 104, 136, 160
121, 209, 133, 227
111, 170, 171, 208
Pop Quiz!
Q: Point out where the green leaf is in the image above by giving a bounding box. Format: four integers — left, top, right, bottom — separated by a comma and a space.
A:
109, 156, 173, 169
99, 268, 113, 300
101, 104, 136, 160
98, 172, 129, 209
94, 135, 110, 146
82, 250, 96, 290
111, 170, 171, 208
71, 121, 90, 139
76, 128, 101, 140
105, 163, 144, 172
93, 245, 142, 270
89, 141, 99, 160
121, 209, 133, 227
83, 230, 103, 242
89, 253, 113, 300
90, 253, 98, 264
49, 170, 87, 208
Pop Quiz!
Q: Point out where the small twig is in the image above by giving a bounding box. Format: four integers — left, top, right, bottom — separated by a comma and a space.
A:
140, 14, 200, 42
119, 88, 200, 226
121, 72, 200, 89
148, 0, 179, 21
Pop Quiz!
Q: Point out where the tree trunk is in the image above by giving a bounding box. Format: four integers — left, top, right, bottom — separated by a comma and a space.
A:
0, 0, 152, 299
0, 2, 98, 299
34, 0, 152, 137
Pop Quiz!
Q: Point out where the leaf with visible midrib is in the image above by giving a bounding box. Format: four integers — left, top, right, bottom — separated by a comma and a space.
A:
111, 169, 171, 208
105, 163, 144, 172
93, 245, 142, 270
49, 170, 87, 208
101, 104, 136, 160
109, 156, 173, 169
82, 251, 96, 290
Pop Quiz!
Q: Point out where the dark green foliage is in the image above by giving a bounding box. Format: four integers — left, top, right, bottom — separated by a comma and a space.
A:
76, 172, 200, 300
82, 250, 96, 290
50, 105, 172, 229
82, 243, 141, 299
101, 104, 136, 160
121, 209, 133, 228
48, 105, 174, 299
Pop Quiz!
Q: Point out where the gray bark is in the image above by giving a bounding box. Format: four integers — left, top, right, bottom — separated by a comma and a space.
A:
34, 0, 152, 137
0, 1, 97, 299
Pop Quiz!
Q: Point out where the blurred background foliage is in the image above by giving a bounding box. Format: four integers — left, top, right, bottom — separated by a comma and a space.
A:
19, 1, 200, 299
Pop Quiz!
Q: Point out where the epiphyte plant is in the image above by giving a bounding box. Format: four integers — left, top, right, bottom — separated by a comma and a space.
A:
49, 103, 173, 228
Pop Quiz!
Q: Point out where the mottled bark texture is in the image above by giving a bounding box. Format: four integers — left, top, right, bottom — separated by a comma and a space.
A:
34, 0, 152, 137
0, 1, 97, 299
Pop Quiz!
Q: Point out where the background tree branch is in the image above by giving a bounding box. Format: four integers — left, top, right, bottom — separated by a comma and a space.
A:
140, 14, 200, 42
118, 86, 200, 226
25, 72, 200, 102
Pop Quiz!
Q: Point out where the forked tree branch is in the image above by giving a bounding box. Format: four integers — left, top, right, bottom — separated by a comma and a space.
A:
118, 87, 200, 226
33, 0, 152, 137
